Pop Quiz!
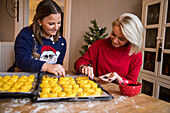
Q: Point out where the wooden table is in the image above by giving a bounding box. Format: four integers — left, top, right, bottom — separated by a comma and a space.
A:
0, 72, 170, 113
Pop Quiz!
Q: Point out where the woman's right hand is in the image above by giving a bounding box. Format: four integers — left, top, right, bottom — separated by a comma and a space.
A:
42, 63, 65, 76
79, 65, 94, 79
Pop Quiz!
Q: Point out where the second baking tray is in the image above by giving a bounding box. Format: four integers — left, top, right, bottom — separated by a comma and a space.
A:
32, 73, 114, 102
0, 72, 40, 98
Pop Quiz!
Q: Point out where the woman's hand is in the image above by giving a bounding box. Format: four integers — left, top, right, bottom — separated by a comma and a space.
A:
42, 63, 65, 76
99, 72, 123, 83
79, 65, 94, 79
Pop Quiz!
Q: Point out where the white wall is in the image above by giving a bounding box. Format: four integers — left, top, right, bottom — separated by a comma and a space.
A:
69, 0, 142, 71
0, 0, 142, 72
0, 0, 15, 42
0, 42, 15, 72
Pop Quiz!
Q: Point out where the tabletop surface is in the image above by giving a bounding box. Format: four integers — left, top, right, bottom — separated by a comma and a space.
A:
0, 72, 170, 113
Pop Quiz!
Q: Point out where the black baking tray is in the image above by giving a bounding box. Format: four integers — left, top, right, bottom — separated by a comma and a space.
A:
0, 72, 40, 98
32, 73, 114, 102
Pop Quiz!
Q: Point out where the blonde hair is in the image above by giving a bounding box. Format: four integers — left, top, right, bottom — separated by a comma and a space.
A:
112, 13, 143, 56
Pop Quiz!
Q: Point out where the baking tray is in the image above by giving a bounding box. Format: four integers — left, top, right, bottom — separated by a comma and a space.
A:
0, 72, 40, 98
32, 73, 114, 102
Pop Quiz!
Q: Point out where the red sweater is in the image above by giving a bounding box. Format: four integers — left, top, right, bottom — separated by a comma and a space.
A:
74, 37, 142, 82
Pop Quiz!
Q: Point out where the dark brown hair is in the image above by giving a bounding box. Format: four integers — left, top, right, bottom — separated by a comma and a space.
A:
30, 0, 62, 45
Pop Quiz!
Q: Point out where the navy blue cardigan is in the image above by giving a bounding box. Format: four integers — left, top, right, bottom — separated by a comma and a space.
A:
8, 27, 66, 72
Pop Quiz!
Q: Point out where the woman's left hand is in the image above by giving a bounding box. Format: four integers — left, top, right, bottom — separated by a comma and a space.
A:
99, 72, 123, 83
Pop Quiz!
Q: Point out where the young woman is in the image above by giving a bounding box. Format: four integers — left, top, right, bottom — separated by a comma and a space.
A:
74, 13, 143, 83
8, 0, 66, 76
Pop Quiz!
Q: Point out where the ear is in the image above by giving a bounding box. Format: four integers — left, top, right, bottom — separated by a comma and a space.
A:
38, 19, 42, 26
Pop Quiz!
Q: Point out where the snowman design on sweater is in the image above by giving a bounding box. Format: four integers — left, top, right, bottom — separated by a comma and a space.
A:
40, 45, 60, 64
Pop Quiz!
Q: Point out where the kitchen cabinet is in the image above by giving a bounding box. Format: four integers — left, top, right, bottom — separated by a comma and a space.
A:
140, 0, 170, 102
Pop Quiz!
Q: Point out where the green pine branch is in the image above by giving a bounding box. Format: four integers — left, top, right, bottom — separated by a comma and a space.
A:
79, 19, 108, 56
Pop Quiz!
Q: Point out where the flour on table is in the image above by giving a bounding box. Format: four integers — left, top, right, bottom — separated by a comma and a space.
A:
114, 96, 127, 104
31, 105, 50, 113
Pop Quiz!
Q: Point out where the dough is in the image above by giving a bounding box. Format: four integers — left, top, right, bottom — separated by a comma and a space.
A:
40, 93, 49, 98
66, 91, 76, 97
58, 91, 66, 97
78, 92, 88, 97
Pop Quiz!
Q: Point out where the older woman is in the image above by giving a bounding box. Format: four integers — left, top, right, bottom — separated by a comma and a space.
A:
74, 13, 143, 83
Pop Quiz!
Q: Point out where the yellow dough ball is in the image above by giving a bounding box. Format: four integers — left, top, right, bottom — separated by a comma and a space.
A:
48, 93, 58, 98
94, 88, 102, 93
78, 76, 89, 80
58, 80, 69, 86
84, 88, 94, 93
42, 75, 50, 81
4, 81, 13, 86
0, 76, 3, 80
3, 78, 11, 82
50, 77, 58, 82
0, 87, 4, 91
13, 83, 22, 89
91, 83, 98, 88
78, 92, 88, 97
72, 84, 79, 89
20, 75, 28, 79
24, 81, 32, 85
59, 77, 69, 81
81, 80, 89, 84
69, 80, 76, 85
80, 83, 91, 89
40, 83, 50, 88
58, 92, 66, 97
27, 78, 34, 83
69, 77, 75, 81
12, 75, 19, 79
49, 78, 57, 84
51, 86, 62, 93
24, 84, 33, 90
88, 80, 94, 84
76, 80, 81, 85
28, 74, 35, 79
20, 86, 30, 92
40, 93, 49, 98
17, 77, 27, 82
74, 87, 83, 93
8, 88, 17, 92
41, 87, 51, 93
49, 81, 58, 88
66, 91, 76, 97
41, 79, 49, 84
52, 84, 60, 88
9, 77, 18, 83
19, 89, 30, 92
62, 84, 72, 89
0, 80, 3, 87
4, 75, 11, 80
15, 81, 24, 86
2, 83, 11, 91
76, 76, 88, 81
90, 91, 101, 96
64, 88, 72, 92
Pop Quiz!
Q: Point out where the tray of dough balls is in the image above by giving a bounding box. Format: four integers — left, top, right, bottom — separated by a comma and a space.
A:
0, 72, 39, 98
32, 73, 113, 102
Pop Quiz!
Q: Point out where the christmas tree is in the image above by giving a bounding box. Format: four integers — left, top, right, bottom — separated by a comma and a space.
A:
79, 19, 108, 56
